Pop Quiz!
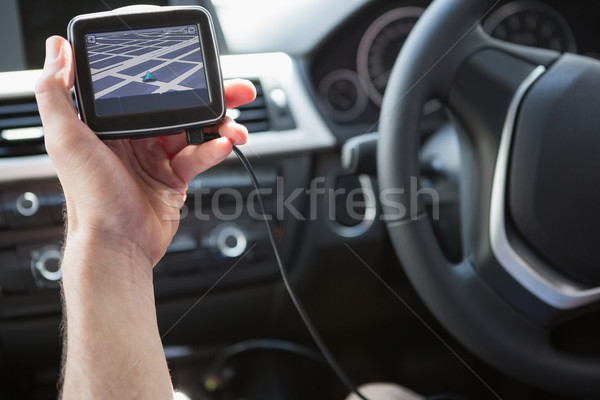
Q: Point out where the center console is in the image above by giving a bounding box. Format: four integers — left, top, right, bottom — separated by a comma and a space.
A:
0, 156, 310, 315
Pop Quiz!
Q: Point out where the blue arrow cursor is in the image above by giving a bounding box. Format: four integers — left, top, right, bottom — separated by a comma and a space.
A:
142, 71, 157, 82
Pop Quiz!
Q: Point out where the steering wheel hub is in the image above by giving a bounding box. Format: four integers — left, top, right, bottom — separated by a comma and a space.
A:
509, 54, 600, 285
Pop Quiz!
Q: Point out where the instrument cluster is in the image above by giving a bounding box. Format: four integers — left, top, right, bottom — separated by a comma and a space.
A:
311, 0, 600, 133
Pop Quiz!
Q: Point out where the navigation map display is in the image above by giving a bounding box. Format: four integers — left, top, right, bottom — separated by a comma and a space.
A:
69, 6, 225, 138
85, 25, 210, 117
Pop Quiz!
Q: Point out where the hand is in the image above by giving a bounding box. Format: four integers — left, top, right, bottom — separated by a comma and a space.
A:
35, 36, 256, 278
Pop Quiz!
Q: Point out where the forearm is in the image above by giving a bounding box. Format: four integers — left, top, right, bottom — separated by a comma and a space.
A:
60, 232, 173, 400
35, 35, 254, 400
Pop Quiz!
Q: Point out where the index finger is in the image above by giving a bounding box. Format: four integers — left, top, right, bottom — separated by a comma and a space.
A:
224, 79, 257, 109
161, 79, 256, 155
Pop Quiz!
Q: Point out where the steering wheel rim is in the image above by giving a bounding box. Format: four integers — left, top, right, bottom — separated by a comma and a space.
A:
378, 0, 600, 395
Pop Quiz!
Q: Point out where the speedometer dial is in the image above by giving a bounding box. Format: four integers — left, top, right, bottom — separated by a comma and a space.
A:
357, 7, 424, 106
484, 1, 576, 53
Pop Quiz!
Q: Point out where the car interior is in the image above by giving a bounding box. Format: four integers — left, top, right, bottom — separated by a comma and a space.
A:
0, 0, 599, 399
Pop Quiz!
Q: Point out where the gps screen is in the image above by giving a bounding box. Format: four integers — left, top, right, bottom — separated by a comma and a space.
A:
85, 25, 210, 117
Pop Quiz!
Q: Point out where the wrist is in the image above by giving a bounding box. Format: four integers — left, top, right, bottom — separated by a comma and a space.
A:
60, 227, 161, 366
61, 227, 156, 296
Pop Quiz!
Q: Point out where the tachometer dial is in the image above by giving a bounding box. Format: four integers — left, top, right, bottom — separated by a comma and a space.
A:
357, 7, 424, 106
318, 69, 368, 122
484, 1, 576, 53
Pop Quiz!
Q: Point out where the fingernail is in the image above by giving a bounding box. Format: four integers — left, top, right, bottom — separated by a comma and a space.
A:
44, 37, 61, 65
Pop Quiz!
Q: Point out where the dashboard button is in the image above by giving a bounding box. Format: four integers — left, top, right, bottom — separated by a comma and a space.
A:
2, 191, 53, 227
15, 192, 39, 217
30, 245, 62, 288
210, 224, 248, 258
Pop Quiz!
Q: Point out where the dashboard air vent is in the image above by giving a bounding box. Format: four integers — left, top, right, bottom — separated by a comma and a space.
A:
0, 97, 45, 157
0, 78, 290, 159
231, 79, 271, 133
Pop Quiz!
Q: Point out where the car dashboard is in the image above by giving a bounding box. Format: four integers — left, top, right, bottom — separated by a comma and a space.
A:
0, 0, 599, 399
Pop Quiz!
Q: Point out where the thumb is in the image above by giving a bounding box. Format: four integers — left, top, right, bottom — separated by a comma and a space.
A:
35, 36, 100, 169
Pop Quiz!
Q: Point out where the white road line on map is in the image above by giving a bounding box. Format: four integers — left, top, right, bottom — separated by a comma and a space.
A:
94, 66, 200, 99
149, 81, 194, 94
169, 64, 204, 87
170, 47, 202, 63
90, 38, 196, 77
150, 64, 205, 94
94, 78, 134, 99
89, 32, 204, 99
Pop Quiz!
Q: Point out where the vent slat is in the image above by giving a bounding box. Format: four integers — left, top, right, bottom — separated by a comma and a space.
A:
0, 102, 39, 115
235, 80, 270, 133
237, 109, 269, 122
239, 96, 266, 109
242, 121, 271, 133
0, 98, 45, 157
0, 116, 42, 130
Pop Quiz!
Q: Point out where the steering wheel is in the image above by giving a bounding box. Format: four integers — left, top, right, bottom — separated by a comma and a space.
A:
378, 0, 600, 396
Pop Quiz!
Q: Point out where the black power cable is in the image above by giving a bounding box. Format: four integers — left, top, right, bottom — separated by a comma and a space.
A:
232, 145, 369, 400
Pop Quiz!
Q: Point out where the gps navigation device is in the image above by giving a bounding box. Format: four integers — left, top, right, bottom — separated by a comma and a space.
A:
68, 6, 225, 139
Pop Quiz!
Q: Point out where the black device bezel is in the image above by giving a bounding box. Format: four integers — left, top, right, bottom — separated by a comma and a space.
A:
68, 6, 225, 139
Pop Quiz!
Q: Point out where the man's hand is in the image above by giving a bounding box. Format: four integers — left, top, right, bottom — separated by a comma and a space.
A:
36, 35, 256, 274
35, 35, 256, 400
